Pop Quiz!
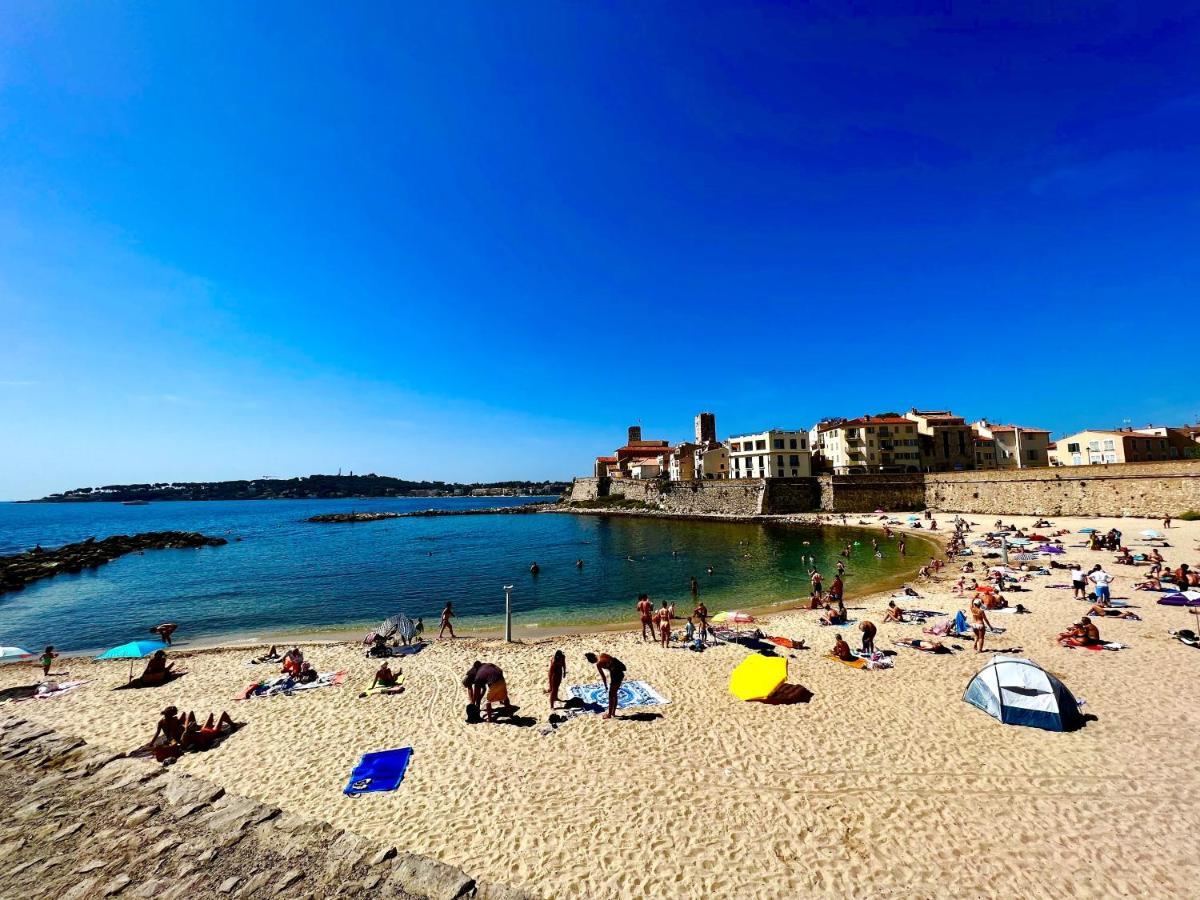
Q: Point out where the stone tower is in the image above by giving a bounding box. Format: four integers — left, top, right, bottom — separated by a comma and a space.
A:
694, 412, 716, 445
627, 425, 642, 444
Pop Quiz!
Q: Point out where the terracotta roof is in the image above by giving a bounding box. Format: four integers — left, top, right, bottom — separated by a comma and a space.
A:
616, 446, 671, 457
595, 456, 617, 463
828, 416, 913, 429
982, 424, 1051, 433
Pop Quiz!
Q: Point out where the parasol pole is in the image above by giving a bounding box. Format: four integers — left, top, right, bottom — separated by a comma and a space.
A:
503, 585, 514, 642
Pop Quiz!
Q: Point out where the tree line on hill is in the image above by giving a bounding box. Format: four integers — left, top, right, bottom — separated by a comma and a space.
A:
34, 474, 570, 502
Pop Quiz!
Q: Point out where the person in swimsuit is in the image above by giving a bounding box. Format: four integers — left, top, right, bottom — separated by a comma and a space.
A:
832, 635, 854, 661
657, 601, 671, 648
462, 661, 511, 721
548, 650, 566, 708
829, 576, 844, 603
150, 706, 184, 763
690, 576, 699, 598
39, 645, 58, 676
439, 602, 456, 639
694, 602, 709, 642
585, 652, 626, 719
1068, 617, 1102, 645
970, 599, 991, 653
180, 711, 235, 751
819, 602, 844, 626
1086, 604, 1138, 620
530, 562, 540, 576
859, 620, 877, 654
139, 649, 175, 685
282, 648, 303, 676
883, 601, 903, 623
637, 594, 654, 641
371, 662, 399, 690
810, 571, 823, 593
150, 623, 178, 645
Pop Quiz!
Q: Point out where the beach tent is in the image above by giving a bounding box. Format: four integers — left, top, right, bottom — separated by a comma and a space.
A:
962, 656, 1084, 732
729, 654, 786, 701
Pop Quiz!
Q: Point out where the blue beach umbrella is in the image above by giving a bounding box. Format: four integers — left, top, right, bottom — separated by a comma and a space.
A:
95, 639, 168, 660
95, 639, 170, 681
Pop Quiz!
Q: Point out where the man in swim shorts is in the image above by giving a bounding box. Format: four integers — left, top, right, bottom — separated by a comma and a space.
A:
585, 652, 626, 719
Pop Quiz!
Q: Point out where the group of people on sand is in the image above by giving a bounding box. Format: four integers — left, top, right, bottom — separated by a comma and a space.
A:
634, 588, 718, 648
463, 649, 628, 722
149, 705, 235, 762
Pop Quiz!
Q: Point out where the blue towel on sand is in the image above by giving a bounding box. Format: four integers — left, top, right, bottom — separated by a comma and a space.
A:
344, 747, 413, 796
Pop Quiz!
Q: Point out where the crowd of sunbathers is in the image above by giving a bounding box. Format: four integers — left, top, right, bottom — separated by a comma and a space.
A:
464, 649, 628, 722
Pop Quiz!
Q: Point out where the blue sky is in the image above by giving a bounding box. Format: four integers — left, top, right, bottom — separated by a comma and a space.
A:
2, 3, 1198, 499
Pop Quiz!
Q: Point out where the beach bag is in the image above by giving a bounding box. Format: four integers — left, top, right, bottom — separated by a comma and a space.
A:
465, 703, 481, 724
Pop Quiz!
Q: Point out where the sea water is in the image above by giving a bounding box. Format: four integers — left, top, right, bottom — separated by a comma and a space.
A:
0, 498, 929, 652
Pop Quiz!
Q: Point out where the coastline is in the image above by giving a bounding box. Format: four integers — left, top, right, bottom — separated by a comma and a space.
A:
4, 512, 1198, 899
40, 512, 942, 660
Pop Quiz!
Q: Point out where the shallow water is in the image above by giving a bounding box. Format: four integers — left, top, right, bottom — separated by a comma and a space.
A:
0, 498, 928, 652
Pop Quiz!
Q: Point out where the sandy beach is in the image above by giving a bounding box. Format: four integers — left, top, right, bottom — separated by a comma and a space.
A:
3, 513, 1200, 898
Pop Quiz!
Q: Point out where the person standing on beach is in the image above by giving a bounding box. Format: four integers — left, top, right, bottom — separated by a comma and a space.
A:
585, 652, 626, 719
1070, 563, 1086, 599
151, 623, 178, 645
1089, 565, 1113, 605
637, 594, 654, 641
548, 650, 566, 709
859, 620, 876, 655
439, 602, 456, 639
970, 599, 991, 652
657, 601, 671, 647
810, 570, 823, 594
693, 601, 710, 643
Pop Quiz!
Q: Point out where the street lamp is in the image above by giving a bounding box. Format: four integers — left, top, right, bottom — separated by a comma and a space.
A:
503, 585, 514, 642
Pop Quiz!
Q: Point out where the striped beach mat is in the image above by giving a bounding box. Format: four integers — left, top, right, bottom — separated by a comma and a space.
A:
568, 680, 670, 709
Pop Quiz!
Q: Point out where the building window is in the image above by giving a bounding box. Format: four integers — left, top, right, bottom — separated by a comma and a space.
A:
1067, 443, 1080, 453
773, 439, 784, 449
1103, 440, 1115, 450
789, 439, 797, 449
1088, 441, 1100, 451
789, 455, 800, 466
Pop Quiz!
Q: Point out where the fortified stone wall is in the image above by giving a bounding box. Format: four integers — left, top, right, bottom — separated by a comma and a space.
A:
925, 460, 1200, 517
567, 477, 602, 502
570, 460, 1200, 518
658, 479, 766, 516
761, 479, 821, 514
821, 474, 927, 513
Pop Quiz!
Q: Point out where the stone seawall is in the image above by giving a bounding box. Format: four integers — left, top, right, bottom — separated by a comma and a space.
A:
925, 460, 1200, 517
571, 459, 1200, 518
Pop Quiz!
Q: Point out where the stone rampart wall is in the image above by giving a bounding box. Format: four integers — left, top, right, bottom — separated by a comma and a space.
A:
821, 474, 927, 513
571, 460, 1200, 518
925, 460, 1200, 517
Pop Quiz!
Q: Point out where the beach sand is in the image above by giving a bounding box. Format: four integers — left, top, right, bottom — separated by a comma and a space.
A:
3, 513, 1199, 898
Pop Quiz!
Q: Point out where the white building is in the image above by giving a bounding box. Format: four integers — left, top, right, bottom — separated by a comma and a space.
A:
728, 430, 811, 479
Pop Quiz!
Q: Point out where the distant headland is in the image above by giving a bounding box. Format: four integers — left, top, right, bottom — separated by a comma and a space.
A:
30, 474, 570, 503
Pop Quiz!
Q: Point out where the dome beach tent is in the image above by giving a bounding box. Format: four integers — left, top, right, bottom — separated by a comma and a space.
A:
963, 656, 1084, 732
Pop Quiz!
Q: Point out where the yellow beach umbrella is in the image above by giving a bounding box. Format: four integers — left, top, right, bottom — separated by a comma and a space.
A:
728, 654, 786, 701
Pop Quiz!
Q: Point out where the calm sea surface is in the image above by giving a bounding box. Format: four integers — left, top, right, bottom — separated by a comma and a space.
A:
0, 499, 929, 653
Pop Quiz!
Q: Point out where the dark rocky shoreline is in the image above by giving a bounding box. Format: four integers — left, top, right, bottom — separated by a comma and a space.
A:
307, 504, 555, 523
0, 531, 228, 596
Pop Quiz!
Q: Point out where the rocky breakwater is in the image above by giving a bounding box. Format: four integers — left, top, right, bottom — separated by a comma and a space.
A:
0, 712, 536, 899
0, 531, 228, 596
308, 504, 554, 523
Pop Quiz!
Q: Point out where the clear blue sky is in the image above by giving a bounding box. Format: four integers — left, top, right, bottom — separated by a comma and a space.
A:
2, 4, 1198, 499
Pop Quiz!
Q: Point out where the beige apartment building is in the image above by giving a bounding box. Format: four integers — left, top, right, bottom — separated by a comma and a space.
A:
813, 416, 921, 474
728, 429, 811, 479
1054, 429, 1171, 466
905, 409, 977, 471
972, 420, 1051, 468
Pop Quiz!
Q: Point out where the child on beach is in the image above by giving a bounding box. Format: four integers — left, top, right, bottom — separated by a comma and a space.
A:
39, 645, 58, 676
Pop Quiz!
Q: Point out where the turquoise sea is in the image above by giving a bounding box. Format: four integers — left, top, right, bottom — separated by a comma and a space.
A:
0, 499, 927, 653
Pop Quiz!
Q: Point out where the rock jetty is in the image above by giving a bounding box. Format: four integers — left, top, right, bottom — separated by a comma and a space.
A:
0, 531, 228, 596
308, 504, 553, 523
0, 712, 537, 899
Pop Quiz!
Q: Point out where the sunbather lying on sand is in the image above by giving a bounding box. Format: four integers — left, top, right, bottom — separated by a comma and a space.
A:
251, 645, 281, 664
180, 711, 235, 751
1087, 604, 1139, 620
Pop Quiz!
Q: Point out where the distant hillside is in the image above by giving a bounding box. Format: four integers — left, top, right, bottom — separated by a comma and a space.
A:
33, 474, 570, 502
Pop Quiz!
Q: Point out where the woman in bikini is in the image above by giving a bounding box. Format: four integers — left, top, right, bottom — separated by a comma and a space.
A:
548, 650, 566, 709
439, 602, 456, 639
970, 599, 991, 653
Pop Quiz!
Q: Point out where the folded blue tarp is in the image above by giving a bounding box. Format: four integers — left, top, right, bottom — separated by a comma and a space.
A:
343, 747, 413, 796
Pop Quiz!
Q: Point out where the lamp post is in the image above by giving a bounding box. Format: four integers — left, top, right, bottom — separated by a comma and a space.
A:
503, 585, 514, 642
